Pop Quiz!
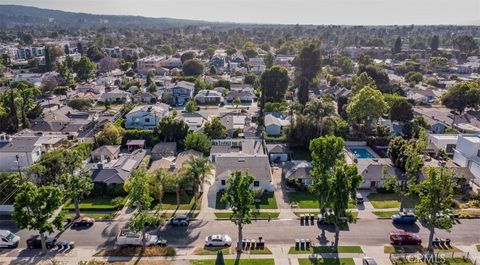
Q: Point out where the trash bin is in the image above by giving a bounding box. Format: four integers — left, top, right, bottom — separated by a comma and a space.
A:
300, 239, 305, 250
446, 239, 451, 247
306, 239, 311, 249
295, 239, 300, 249
310, 214, 314, 224
69, 241, 75, 249
300, 215, 304, 223
62, 241, 69, 250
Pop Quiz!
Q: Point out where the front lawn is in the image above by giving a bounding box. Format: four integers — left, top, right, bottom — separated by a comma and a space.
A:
64, 210, 117, 220
190, 259, 275, 265
254, 192, 277, 209
193, 247, 231, 255
64, 197, 118, 211
288, 192, 356, 209
153, 192, 201, 211
215, 212, 280, 219
94, 246, 176, 257
298, 258, 355, 265
289, 246, 363, 254
216, 191, 227, 209
367, 193, 419, 209
372, 210, 399, 218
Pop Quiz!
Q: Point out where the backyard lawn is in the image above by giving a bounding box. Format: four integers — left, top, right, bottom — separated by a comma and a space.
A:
367, 193, 419, 209
298, 258, 355, 265
288, 192, 356, 209
289, 246, 363, 254
190, 259, 275, 265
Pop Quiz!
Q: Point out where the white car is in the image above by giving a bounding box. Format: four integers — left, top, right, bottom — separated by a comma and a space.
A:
169, 215, 190, 226
205, 234, 232, 247
0, 230, 20, 248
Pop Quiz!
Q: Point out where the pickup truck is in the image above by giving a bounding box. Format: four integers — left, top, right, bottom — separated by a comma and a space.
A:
115, 229, 166, 247
391, 213, 417, 224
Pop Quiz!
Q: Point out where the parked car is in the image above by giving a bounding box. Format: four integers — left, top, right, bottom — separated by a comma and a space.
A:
0, 230, 20, 248
169, 215, 190, 226
356, 193, 364, 204
362, 257, 378, 265
115, 229, 164, 247
72, 217, 95, 228
389, 231, 422, 245
204, 234, 232, 247
391, 213, 417, 224
26, 235, 57, 249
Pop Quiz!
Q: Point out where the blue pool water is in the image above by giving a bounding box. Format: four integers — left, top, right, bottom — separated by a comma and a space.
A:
349, 147, 375, 159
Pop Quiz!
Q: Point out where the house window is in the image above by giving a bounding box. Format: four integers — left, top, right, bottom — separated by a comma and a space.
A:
253, 181, 260, 187
145, 118, 150, 123
221, 180, 226, 186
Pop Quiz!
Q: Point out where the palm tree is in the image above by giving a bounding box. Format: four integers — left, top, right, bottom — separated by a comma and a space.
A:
303, 97, 335, 136
148, 169, 170, 205
180, 157, 214, 201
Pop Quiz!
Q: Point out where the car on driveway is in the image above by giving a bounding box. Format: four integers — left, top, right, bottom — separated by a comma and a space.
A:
26, 235, 57, 249
72, 217, 95, 228
392, 213, 417, 224
169, 215, 190, 226
0, 230, 20, 248
362, 257, 378, 265
390, 231, 422, 245
205, 234, 232, 247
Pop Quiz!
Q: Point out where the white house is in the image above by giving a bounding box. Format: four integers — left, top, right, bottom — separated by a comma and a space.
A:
100, 89, 132, 103
453, 134, 480, 190
0, 134, 42, 172
265, 113, 289, 136
428, 134, 458, 155
125, 104, 170, 130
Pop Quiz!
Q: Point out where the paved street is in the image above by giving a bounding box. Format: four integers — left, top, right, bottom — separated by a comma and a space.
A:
2, 217, 479, 250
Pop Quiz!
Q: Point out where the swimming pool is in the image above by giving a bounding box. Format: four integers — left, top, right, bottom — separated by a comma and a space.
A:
348, 147, 375, 159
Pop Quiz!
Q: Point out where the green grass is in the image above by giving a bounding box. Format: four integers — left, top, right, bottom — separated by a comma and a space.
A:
367, 193, 419, 209
289, 246, 363, 254
216, 191, 227, 209
298, 258, 355, 265
190, 259, 275, 265
193, 247, 231, 255
215, 212, 280, 219
64, 197, 118, 211
392, 258, 473, 265
249, 248, 272, 254
288, 192, 355, 209
373, 210, 399, 218
254, 192, 278, 209
63, 210, 117, 220
153, 192, 201, 211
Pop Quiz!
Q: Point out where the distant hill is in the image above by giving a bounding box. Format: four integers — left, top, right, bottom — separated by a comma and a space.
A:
0, 5, 218, 28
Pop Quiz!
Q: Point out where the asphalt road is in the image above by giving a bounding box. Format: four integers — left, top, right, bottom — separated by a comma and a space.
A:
2, 218, 479, 249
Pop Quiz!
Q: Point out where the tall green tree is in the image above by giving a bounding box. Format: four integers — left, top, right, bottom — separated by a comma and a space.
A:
441, 81, 480, 114
61, 173, 93, 218
352, 72, 376, 94
13, 183, 64, 253
309, 136, 345, 215
389, 97, 413, 122
330, 162, 362, 247
264, 52, 274, 68
74, 56, 95, 81
203, 117, 227, 139
96, 123, 125, 146
430, 35, 440, 51
392, 37, 402, 54
303, 97, 335, 136
124, 168, 153, 248
260, 65, 289, 102
180, 156, 214, 199
346, 86, 387, 133
415, 168, 455, 252
185, 99, 197, 113
156, 111, 189, 142
182, 59, 204, 76
221, 171, 255, 252
183, 132, 212, 155
293, 44, 322, 105
11, 81, 41, 129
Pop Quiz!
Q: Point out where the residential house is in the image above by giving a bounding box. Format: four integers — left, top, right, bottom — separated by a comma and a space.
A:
133, 92, 157, 104
125, 104, 170, 130
266, 143, 288, 162
178, 113, 206, 132
453, 134, 480, 190
414, 106, 480, 133
151, 142, 177, 160
194, 89, 223, 105
162, 57, 182, 69
126, 140, 145, 152
265, 113, 289, 136
148, 149, 202, 174
428, 134, 458, 155
225, 87, 256, 103
355, 158, 404, 189
91, 149, 146, 184
283, 160, 312, 186
91, 145, 120, 162
136, 55, 165, 75
167, 81, 195, 106
0, 134, 42, 172
211, 55, 225, 67
220, 112, 252, 137
30, 106, 95, 137
100, 89, 132, 103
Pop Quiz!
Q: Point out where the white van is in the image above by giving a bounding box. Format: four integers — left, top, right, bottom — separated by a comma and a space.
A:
0, 230, 20, 248
115, 229, 163, 247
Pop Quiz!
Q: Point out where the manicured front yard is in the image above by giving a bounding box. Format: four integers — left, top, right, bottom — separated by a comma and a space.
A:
288, 192, 356, 209
64, 210, 117, 220
64, 197, 118, 211
190, 259, 275, 265
367, 192, 419, 209
372, 210, 399, 218
289, 246, 363, 254
215, 212, 280, 219
153, 192, 201, 211
94, 246, 176, 257
298, 258, 355, 265
216, 192, 277, 209
193, 247, 231, 255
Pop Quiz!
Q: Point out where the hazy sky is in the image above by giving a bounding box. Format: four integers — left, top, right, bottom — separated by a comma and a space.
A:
2, 0, 479, 25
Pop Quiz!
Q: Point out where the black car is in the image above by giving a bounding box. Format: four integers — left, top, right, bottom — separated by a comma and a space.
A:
72, 217, 95, 228
26, 235, 56, 249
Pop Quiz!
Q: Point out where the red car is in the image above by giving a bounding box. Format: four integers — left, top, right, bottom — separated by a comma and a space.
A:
389, 231, 422, 245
